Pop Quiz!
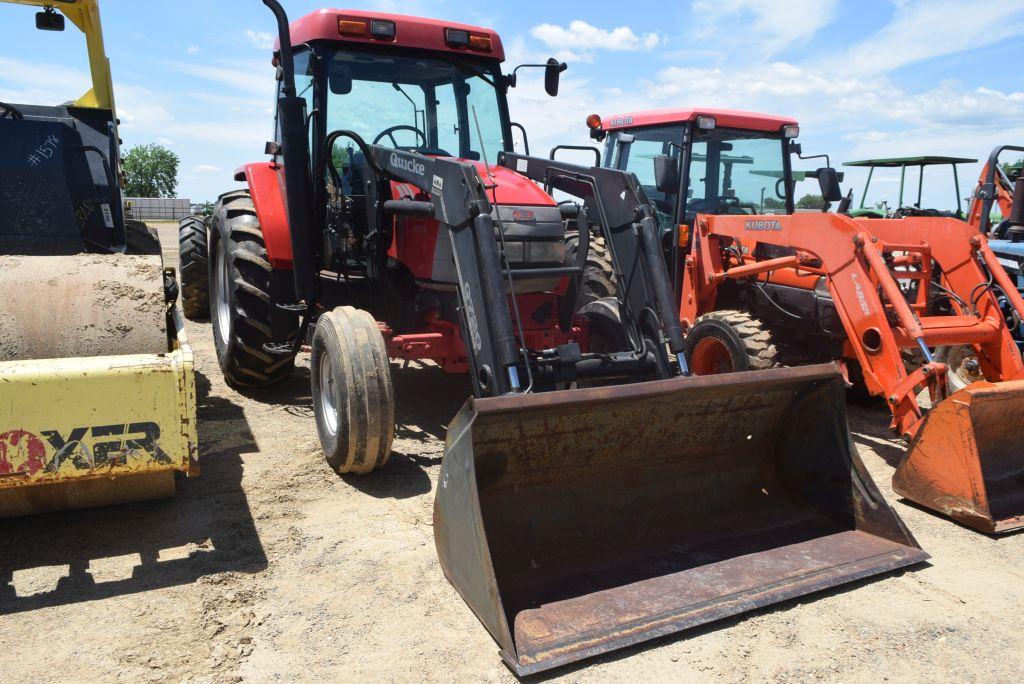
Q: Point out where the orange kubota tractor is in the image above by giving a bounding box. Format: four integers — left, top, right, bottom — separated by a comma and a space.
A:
591, 109, 1024, 534
184, 4, 927, 674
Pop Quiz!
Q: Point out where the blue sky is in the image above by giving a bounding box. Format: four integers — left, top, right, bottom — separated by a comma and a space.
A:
2, 0, 1023, 207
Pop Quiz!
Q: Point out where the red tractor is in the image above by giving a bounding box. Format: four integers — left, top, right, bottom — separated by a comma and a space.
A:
183, 3, 926, 674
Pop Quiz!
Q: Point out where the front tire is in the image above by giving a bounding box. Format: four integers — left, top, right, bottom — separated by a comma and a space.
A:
935, 344, 984, 393
178, 215, 210, 319
210, 190, 298, 388
686, 310, 780, 375
311, 307, 395, 474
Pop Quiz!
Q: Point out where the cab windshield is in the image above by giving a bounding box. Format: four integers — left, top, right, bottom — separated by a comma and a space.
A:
322, 48, 509, 163
687, 129, 789, 217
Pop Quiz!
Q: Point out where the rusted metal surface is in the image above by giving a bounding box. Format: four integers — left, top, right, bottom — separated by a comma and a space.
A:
434, 363, 927, 675
894, 380, 1024, 534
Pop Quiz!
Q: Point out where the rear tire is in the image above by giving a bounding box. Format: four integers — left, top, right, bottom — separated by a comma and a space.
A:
311, 307, 395, 474
686, 310, 780, 375
565, 233, 616, 307
210, 190, 298, 388
125, 219, 161, 255
178, 215, 210, 319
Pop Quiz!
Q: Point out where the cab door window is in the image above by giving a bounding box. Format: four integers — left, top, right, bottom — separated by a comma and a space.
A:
614, 125, 684, 230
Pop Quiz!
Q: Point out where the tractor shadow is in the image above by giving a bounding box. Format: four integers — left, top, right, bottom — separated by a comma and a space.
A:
0, 371, 267, 614
845, 397, 907, 468
340, 362, 470, 500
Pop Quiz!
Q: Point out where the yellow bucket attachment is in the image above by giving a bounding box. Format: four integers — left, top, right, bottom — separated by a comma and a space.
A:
894, 380, 1024, 533
434, 364, 927, 675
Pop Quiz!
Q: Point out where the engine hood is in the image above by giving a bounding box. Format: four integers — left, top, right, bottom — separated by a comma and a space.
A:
465, 160, 556, 207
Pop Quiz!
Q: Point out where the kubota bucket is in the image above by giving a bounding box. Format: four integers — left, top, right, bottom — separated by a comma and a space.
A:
894, 380, 1024, 533
434, 364, 927, 675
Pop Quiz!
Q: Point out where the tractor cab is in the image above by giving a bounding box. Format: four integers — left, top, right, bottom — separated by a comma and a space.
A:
842, 156, 977, 219
589, 108, 843, 295
263, 11, 568, 293
590, 109, 837, 233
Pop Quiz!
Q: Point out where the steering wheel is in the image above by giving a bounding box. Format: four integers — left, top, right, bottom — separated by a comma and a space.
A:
0, 101, 24, 120
373, 125, 427, 148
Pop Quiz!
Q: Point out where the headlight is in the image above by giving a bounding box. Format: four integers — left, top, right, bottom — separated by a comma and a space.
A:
500, 241, 565, 264
502, 242, 525, 262
526, 241, 565, 264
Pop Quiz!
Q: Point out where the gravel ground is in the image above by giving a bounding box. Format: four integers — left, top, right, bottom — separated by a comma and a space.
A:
0, 223, 1022, 682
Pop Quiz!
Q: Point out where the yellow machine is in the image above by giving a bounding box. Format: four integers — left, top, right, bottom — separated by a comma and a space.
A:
0, 0, 197, 516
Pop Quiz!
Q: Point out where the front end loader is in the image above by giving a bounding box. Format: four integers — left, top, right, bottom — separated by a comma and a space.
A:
218, 4, 926, 673
591, 108, 1024, 533
0, 0, 197, 516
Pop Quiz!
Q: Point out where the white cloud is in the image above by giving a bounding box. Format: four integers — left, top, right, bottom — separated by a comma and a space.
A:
245, 30, 276, 50
692, 0, 838, 57
187, 45, 200, 56
194, 164, 222, 173
168, 60, 271, 97
530, 20, 662, 63
834, 1, 1024, 76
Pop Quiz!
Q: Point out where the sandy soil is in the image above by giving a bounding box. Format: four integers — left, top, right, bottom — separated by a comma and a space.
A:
1, 223, 1022, 682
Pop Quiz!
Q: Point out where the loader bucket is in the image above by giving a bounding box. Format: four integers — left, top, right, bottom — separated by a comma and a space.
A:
894, 380, 1024, 534
434, 364, 927, 675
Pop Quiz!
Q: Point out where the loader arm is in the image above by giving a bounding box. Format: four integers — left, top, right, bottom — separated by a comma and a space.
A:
499, 152, 687, 366
683, 213, 1024, 440
364, 144, 522, 396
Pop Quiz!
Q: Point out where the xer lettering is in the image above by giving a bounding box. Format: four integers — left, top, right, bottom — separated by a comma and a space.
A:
0, 422, 169, 477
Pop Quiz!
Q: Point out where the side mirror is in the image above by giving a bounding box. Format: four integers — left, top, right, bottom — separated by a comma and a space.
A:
36, 9, 65, 31
328, 64, 353, 95
544, 58, 568, 97
654, 155, 679, 195
817, 167, 843, 202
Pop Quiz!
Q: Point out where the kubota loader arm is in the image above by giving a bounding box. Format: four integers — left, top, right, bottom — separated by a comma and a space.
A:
683, 213, 1024, 440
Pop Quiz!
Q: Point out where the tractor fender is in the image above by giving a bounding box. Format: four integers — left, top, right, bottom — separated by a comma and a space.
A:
234, 162, 293, 269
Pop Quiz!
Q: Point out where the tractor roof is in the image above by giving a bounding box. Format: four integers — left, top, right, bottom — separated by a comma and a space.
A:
283, 9, 505, 61
601, 108, 798, 133
844, 156, 977, 168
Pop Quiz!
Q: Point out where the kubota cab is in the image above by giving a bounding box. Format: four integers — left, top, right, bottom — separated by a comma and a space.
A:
592, 108, 1024, 533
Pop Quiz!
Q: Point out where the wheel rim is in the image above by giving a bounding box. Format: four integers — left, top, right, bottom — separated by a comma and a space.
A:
318, 351, 339, 437
690, 337, 735, 375
214, 239, 232, 346
945, 344, 984, 388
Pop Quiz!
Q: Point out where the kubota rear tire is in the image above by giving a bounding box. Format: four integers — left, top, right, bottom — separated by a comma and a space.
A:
311, 306, 395, 474
210, 190, 298, 388
687, 310, 780, 375
565, 233, 616, 307
178, 215, 210, 319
